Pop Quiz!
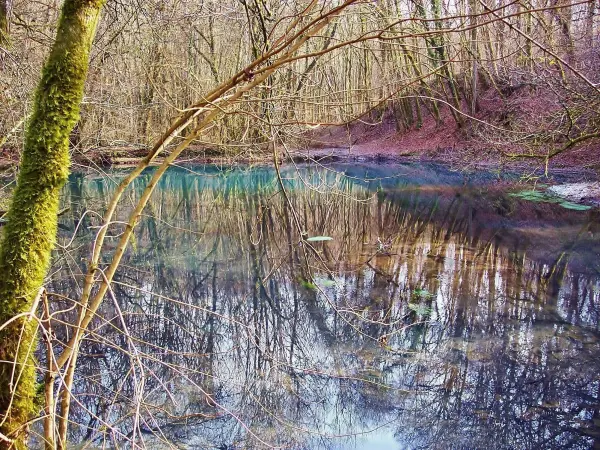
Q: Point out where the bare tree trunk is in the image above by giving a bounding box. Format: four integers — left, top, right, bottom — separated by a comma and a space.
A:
468, 0, 480, 114
552, 0, 574, 62
0, 1, 105, 448
585, 0, 595, 48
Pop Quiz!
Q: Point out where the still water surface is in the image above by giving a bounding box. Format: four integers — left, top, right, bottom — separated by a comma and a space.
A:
47, 163, 600, 449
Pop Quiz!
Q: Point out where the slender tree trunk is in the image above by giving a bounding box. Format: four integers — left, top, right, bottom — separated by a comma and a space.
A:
553, 0, 574, 63
430, 0, 463, 127
585, 0, 595, 48
0, 1, 105, 448
468, 0, 480, 114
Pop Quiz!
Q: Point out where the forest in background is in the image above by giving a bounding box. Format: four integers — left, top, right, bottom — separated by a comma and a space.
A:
1, 0, 599, 168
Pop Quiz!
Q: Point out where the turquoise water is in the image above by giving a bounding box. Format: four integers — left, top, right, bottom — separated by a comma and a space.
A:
44, 163, 600, 449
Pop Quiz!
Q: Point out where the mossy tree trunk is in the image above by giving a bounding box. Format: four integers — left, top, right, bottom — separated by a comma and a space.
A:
0, 0, 9, 46
0, 1, 105, 448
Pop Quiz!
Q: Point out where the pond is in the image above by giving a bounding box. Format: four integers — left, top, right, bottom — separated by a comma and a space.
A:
44, 162, 600, 449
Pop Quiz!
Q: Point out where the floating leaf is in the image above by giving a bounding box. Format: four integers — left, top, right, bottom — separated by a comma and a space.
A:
306, 236, 333, 242
509, 190, 550, 202
558, 201, 591, 211
510, 189, 591, 211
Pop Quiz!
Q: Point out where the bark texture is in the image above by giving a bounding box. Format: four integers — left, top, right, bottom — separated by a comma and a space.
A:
0, 0, 9, 46
0, 1, 105, 448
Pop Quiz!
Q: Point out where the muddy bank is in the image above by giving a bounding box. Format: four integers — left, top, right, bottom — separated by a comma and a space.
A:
300, 119, 600, 174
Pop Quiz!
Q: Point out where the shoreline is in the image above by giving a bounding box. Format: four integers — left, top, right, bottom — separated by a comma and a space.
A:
2, 144, 599, 208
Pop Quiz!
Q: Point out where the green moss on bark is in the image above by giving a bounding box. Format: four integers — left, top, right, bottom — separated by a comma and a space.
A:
0, 1, 9, 46
0, 1, 105, 448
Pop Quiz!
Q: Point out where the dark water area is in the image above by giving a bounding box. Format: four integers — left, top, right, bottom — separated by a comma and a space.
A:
44, 162, 600, 449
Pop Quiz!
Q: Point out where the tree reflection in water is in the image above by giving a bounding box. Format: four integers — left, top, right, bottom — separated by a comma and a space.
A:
40, 163, 600, 449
